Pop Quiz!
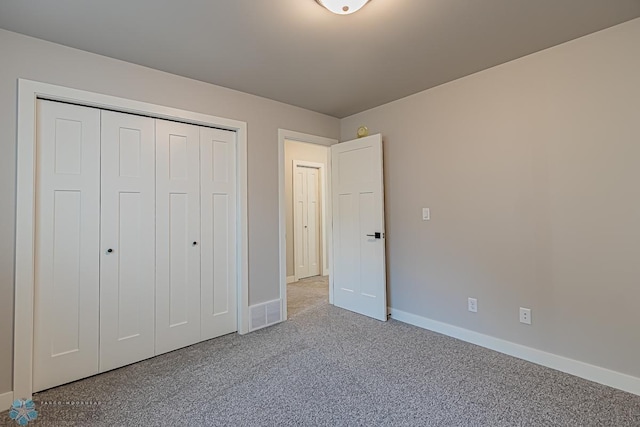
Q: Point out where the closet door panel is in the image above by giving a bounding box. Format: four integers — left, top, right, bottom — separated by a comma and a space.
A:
294, 166, 309, 279
33, 100, 100, 392
306, 168, 321, 277
200, 127, 237, 340
156, 119, 201, 354
100, 111, 156, 372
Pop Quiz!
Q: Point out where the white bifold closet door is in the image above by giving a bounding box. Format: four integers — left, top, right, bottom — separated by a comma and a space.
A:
155, 119, 202, 354
33, 100, 101, 392
294, 166, 321, 280
33, 100, 238, 391
200, 127, 237, 340
155, 121, 238, 353
99, 111, 156, 372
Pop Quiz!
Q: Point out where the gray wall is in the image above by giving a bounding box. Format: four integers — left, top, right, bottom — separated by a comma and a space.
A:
0, 29, 340, 394
342, 18, 640, 378
285, 140, 329, 278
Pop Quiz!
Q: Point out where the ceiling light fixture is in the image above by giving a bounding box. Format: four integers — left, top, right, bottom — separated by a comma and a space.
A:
316, 0, 371, 15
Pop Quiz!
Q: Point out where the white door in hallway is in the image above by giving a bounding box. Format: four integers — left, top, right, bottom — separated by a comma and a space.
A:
294, 163, 321, 280
155, 119, 202, 354
99, 111, 156, 372
33, 100, 101, 392
331, 134, 387, 321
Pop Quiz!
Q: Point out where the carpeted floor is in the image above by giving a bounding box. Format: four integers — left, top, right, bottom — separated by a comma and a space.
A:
286, 275, 329, 318
3, 278, 640, 426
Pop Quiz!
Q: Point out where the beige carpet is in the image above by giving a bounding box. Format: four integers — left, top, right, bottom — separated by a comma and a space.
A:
287, 275, 329, 318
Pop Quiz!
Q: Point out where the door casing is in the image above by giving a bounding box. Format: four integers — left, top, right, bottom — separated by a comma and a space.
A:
278, 130, 337, 321
14, 79, 249, 399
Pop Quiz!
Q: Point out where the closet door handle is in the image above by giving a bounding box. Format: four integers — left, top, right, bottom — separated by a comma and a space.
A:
192, 241, 198, 246
106, 248, 114, 254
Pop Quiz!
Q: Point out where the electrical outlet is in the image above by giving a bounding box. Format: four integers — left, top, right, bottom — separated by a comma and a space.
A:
519, 307, 532, 325
468, 298, 478, 313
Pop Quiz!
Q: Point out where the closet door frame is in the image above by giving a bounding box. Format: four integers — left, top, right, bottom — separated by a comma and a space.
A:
13, 79, 249, 400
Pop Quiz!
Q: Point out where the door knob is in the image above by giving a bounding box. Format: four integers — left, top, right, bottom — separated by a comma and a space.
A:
366, 232, 382, 239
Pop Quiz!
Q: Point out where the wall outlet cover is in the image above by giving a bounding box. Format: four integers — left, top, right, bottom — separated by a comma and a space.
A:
519, 307, 532, 325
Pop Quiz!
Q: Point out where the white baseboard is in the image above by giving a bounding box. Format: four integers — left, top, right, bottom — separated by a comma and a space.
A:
0, 390, 15, 412
286, 276, 295, 284
389, 307, 640, 397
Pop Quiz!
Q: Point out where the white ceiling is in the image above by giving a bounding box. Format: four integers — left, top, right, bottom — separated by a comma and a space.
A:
1, 0, 639, 118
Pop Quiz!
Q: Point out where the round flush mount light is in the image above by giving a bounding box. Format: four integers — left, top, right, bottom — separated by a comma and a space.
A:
316, 0, 371, 15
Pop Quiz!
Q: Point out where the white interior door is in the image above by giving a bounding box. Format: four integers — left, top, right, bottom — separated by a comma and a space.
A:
294, 164, 321, 280
306, 167, 321, 277
155, 119, 202, 354
331, 134, 387, 321
99, 111, 156, 372
33, 100, 101, 391
294, 165, 309, 279
200, 127, 237, 340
